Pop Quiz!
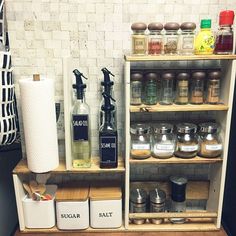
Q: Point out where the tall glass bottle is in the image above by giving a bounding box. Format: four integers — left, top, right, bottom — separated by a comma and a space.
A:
99, 92, 118, 168
71, 69, 91, 168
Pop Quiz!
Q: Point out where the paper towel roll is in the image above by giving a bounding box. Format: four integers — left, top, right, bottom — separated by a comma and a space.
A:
19, 78, 59, 173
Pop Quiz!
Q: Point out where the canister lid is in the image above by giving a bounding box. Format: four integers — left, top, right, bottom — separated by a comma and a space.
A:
131, 22, 147, 31
145, 72, 159, 80
180, 22, 196, 30
131, 72, 143, 81
56, 183, 89, 202
153, 123, 173, 134
177, 72, 190, 80
164, 22, 180, 31
199, 122, 219, 134
148, 22, 163, 31
161, 72, 175, 80
219, 10, 235, 26
176, 123, 197, 134
130, 123, 151, 135
192, 71, 206, 80
170, 176, 187, 202
200, 19, 212, 29
150, 188, 166, 204
208, 71, 221, 80
130, 188, 147, 204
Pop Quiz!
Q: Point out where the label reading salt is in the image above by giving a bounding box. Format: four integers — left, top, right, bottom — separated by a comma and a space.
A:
205, 144, 222, 151
180, 145, 198, 152
132, 143, 150, 150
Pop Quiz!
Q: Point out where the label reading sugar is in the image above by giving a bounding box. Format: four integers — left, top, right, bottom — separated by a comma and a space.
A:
205, 144, 222, 151
72, 115, 88, 141
132, 143, 150, 150
180, 145, 198, 152
154, 144, 175, 152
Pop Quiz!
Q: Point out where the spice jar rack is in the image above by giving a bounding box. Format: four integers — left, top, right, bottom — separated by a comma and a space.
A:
124, 54, 236, 231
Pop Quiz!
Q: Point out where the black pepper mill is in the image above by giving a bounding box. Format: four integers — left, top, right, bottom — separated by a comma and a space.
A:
99, 92, 118, 168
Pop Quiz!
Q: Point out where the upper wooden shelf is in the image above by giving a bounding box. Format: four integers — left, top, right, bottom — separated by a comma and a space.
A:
124, 54, 236, 62
13, 158, 125, 174
130, 103, 228, 112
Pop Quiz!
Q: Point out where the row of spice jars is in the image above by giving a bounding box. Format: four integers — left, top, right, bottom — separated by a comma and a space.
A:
130, 122, 223, 159
130, 71, 221, 106
131, 22, 197, 55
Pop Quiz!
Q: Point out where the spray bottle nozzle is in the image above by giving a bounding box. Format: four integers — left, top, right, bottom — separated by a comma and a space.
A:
72, 69, 88, 100
73, 69, 88, 80
101, 68, 115, 77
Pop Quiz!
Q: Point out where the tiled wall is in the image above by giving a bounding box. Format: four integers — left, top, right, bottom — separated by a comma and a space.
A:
5, 0, 236, 164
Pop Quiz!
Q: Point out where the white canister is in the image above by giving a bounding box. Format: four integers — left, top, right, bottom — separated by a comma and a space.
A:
56, 184, 89, 230
89, 185, 122, 229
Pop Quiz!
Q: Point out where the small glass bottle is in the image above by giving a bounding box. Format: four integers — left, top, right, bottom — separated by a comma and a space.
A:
175, 123, 199, 158
163, 22, 180, 55
207, 71, 221, 104
175, 72, 190, 105
190, 71, 206, 105
148, 22, 163, 55
130, 72, 143, 105
151, 123, 176, 159
160, 72, 174, 105
130, 188, 147, 224
198, 123, 223, 158
150, 188, 166, 224
214, 10, 235, 55
131, 22, 147, 55
179, 22, 196, 55
169, 176, 188, 224
143, 72, 158, 105
130, 123, 151, 159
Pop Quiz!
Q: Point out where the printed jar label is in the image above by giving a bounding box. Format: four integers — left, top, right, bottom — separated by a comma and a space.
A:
132, 143, 150, 150
182, 36, 194, 50
205, 144, 222, 151
100, 136, 117, 163
131, 82, 142, 98
133, 37, 146, 54
180, 145, 198, 152
72, 115, 88, 141
211, 85, 220, 97
154, 144, 175, 152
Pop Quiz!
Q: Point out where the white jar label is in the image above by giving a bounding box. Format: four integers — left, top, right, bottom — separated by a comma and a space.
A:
132, 143, 150, 150
205, 144, 222, 151
154, 144, 175, 152
180, 145, 198, 152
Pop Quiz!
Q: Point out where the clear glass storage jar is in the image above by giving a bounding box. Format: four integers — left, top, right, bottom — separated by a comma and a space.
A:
130, 72, 143, 105
175, 72, 190, 105
131, 22, 147, 55
163, 22, 180, 55
198, 123, 223, 158
160, 72, 174, 105
130, 123, 151, 159
175, 123, 199, 158
151, 123, 176, 159
207, 71, 221, 104
148, 22, 163, 55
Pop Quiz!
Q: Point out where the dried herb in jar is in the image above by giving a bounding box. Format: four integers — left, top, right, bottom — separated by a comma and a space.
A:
207, 71, 221, 104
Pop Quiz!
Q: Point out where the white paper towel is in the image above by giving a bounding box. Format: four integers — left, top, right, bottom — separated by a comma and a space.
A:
19, 78, 59, 173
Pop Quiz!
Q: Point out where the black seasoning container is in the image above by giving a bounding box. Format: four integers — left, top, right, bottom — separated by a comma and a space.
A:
160, 72, 175, 105
150, 188, 166, 224
207, 71, 221, 104
130, 188, 147, 224
175, 72, 190, 105
130, 72, 143, 105
169, 176, 188, 224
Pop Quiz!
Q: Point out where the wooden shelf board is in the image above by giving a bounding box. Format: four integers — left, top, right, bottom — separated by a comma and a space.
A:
125, 54, 236, 62
129, 156, 223, 164
130, 104, 228, 113
13, 158, 125, 174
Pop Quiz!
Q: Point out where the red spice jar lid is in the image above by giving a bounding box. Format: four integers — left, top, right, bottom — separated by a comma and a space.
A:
219, 10, 235, 26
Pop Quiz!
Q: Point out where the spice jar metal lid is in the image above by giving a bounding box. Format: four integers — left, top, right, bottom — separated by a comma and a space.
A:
180, 22, 196, 31
208, 71, 221, 80
164, 22, 180, 31
131, 22, 147, 31
145, 72, 159, 80
130, 123, 151, 135
150, 188, 166, 204
176, 123, 197, 134
130, 188, 147, 204
192, 71, 206, 80
177, 72, 190, 80
153, 123, 173, 134
148, 22, 164, 31
161, 72, 175, 80
131, 72, 143, 81
199, 122, 219, 133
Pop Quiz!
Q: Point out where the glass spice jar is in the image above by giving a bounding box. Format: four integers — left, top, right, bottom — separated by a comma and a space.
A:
198, 123, 223, 158
175, 72, 190, 105
163, 22, 180, 55
130, 123, 151, 159
175, 123, 199, 158
190, 71, 206, 104
160, 72, 175, 105
131, 22, 147, 55
149, 188, 166, 224
143, 72, 158, 105
206, 71, 221, 104
130, 188, 147, 224
179, 22, 196, 55
151, 123, 176, 159
130, 72, 143, 105
148, 22, 164, 55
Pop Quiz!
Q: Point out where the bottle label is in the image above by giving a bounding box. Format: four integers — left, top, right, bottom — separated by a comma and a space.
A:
205, 144, 222, 151
132, 37, 146, 54
211, 84, 220, 97
72, 115, 89, 141
180, 145, 198, 152
182, 36, 194, 49
154, 144, 175, 152
131, 82, 142, 98
146, 83, 157, 97
132, 143, 150, 150
178, 81, 188, 97
100, 136, 117, 163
